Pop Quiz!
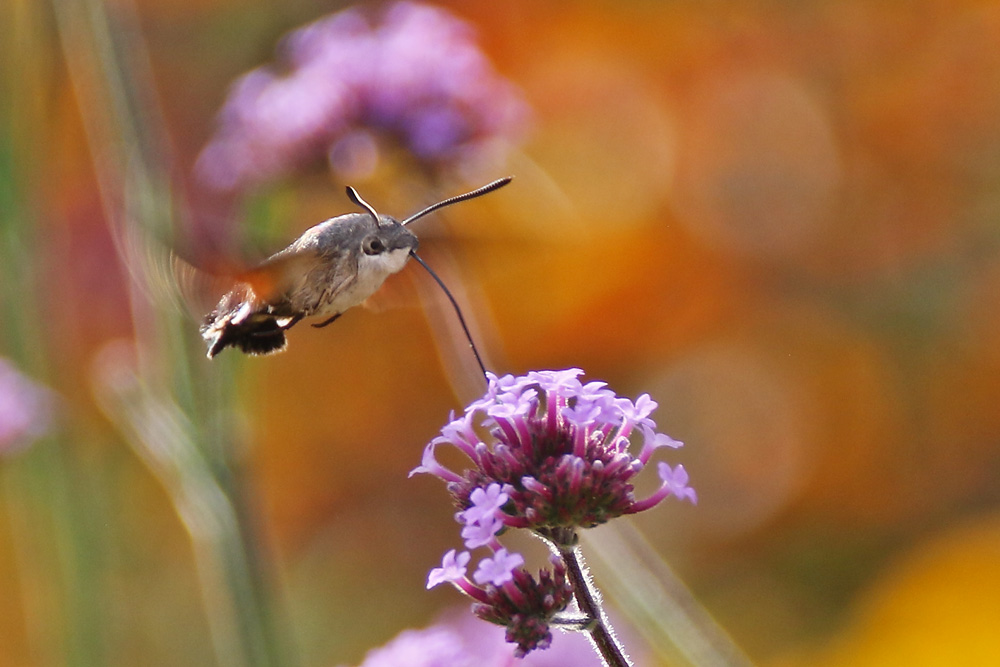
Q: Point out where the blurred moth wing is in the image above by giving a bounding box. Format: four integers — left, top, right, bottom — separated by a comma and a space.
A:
144, 242, 322, 321
234, 251, 326, 304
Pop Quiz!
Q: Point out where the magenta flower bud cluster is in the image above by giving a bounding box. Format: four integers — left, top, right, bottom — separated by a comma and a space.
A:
423, 486, 574, 656
196, 2, 529, 191
426, 546, 573, 658
413, 368, 695, 657
471, 556, 574, 657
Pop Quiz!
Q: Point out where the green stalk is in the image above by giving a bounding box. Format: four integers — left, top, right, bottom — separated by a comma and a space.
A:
0, 2, 110, 664
48, 0, 294, 663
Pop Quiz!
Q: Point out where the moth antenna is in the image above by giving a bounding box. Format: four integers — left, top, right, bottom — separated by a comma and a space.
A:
346, 186, 384, 225
409, 250, 488, 381
401, 176, 513, 227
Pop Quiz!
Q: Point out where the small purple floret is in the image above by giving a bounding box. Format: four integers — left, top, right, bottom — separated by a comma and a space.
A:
659, 462, 698, 504
427, 549, 471, 589
460, 516, 502, 550
473, 548, 524, 587
409, 441, 462, 483
461, 483, 509, 524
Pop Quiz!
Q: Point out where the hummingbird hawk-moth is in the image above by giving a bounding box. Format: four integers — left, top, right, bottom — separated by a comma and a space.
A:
200, 177, 512, 359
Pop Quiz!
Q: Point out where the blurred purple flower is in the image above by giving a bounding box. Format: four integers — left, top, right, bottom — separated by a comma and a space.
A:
196, 2, 530, 190
0, 358, 53, 456
351, 607, 612, 667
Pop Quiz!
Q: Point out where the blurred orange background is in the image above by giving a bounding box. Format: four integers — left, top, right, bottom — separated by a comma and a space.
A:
3, 0, 1000, 665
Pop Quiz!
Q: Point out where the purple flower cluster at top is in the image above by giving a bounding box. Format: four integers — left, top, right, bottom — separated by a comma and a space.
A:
414, 368, 695, 657
196, 2, 530, 191
0, 358, 53, 456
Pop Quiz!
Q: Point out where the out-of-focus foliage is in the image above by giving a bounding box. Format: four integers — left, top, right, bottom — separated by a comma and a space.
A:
3, 0, 1000, 665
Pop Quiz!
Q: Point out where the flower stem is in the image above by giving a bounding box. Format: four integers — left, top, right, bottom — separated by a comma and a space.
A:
557, 541, 631, 667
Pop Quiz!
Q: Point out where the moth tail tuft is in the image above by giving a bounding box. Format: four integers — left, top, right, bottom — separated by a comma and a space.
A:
201, 310, 290, 358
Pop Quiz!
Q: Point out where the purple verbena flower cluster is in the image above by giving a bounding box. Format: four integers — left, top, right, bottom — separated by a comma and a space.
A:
414, 368, 695, 657
196, 2, 529, 191
414, 368, 695, 533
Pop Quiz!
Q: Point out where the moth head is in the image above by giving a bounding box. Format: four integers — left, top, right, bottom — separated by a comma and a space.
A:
346, 188, 420, 266
344, 178, 515, 281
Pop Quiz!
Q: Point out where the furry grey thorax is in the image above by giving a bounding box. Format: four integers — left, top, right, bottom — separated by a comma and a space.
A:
278, 213, 418, 317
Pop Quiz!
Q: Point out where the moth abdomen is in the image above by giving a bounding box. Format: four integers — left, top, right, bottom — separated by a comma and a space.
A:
202, 300, 301, 358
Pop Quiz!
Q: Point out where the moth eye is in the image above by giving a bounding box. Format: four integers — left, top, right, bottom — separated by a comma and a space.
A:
363, 236, 386, 255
